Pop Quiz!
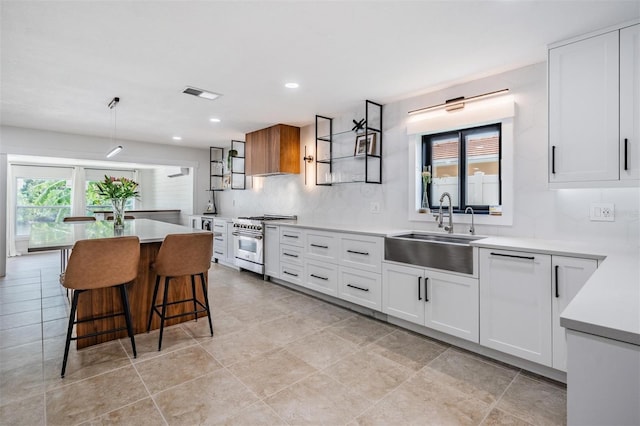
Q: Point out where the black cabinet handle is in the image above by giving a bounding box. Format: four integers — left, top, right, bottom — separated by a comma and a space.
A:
555, 265, 560, 298
266, 225, 278, 229
214, 237, 224, 241
418, 276, 422, 301
490, 252, 535, 260
551, 146, 556, 174
624, 138, 629, 171
310, 244, 329, 249
283, 253, 299, 258
283, 271, 298, 277
347, 249, 369, 256
310, 274, 328, 281
347, 283, 369, 292
425, 277, 429, 302
283, 234, 298, 239
214, 250, 224, 255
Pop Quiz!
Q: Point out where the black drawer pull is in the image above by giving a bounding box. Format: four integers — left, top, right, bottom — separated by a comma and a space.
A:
310, 273, 328, 281
424, 277, 429, 302
214, 251, 224, 255
266, 225, 278, 229
551, 145, 556, 174
555, 265, 560, 298
624, 138, 629, 171
347, 283, 369, 292
214, 237, 224, 241
490, 252, 535, 260
283, 234, 298, 239
283, 253, 299, 258
283, 271, 299, 277
347, 249, 369, 256
418, 276, 422, 301
310, 244, 329, 249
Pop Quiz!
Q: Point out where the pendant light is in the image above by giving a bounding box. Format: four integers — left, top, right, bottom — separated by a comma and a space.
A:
106, 97, 122, 158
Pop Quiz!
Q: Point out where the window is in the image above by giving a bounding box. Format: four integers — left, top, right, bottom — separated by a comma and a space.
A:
422, 123, 501, 213
16, 178, 72, 235
85, 180, 134, 216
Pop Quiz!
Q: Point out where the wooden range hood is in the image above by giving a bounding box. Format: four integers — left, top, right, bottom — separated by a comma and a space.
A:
245, 124, 300, 176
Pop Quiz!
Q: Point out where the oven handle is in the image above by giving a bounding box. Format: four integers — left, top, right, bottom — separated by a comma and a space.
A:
232, 232, 263, 240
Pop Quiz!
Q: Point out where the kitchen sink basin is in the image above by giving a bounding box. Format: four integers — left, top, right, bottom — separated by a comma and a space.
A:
384, 233, 485, 275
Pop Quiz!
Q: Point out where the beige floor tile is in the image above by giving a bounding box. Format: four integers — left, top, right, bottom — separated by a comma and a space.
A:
481, 408, 533, 425
225, 300, 287, 325
497, 374, 567, 426
42, 304, 68, 322
239, 280, 295, 301
0, 340, 43, 373
327, 315, 394, 347
324, 349, 413, 402
228, 349, 317, 398
427, 348, 519, 405
153, 368, 259, 424
182, 310, 247, 339
200, 326, 281, 367
222, 401, 286, 426
252, 314, 321, 346
270, 293, 325, 314
0, 290, 41, 303
45, 365, 148, 426
0, 298, 41, 315
135, 345, 222, 394
0, 276, 41, 287
265, 373, 372, 425
0, 322, 42, 348
42, 317, 68, 339
79, 398, 165, 426
355, 367, 490, 426
0, 283, 41, 296
367, 329, 449, 371
0, 394, 45, 425
44, 340, 132, 390
122, 324, 197, 361
303, 302, 355, 328
41, 295, 67, 309
285, 329, 360, 370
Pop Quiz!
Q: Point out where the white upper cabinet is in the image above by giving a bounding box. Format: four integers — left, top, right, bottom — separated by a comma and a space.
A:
620, 24, 640, 180
549, 23, 639, 186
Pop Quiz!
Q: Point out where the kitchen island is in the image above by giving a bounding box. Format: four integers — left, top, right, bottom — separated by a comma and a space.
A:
28, 219, 211, 348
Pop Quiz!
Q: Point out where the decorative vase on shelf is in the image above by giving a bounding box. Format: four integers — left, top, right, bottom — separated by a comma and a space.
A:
418, 166, 432, 214
111, 198, 127, 229
419, 189, 430, 214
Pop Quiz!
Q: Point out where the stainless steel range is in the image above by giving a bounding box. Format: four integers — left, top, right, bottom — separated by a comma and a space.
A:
232, 214, 297, 274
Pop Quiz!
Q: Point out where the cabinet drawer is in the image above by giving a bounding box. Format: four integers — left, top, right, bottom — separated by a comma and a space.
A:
340, 235, 383, 273
304, 261, 338, 297
305, 230, 338, 263
280, 244, 303, 266
280, 262, 304, 286
280, 227, 304, 247
339, 267, 382, 310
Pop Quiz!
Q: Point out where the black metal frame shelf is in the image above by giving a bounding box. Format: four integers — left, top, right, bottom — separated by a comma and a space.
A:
315, 100, 383, 186
209, 147, 224, 191
230, 140, 246, 190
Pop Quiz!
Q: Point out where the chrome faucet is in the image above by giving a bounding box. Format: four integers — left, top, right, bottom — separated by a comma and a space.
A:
438, 192, 454, 234
465, 206, 475, 235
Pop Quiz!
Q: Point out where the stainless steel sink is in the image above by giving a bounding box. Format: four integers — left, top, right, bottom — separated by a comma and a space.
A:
384, 233, 484, 275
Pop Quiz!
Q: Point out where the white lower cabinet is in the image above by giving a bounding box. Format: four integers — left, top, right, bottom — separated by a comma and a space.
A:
280, 261, 303, 286
382, 262, 479, 343
264, 224, 280, 278
213, 219, 227, 262
552, 256, 597, 371
338, 267, 382, 311
479, 249, 552, 366
304, 260, 338, 297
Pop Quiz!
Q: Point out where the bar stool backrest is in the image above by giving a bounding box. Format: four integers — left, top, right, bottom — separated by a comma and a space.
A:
63, 236, 140, 290
63, 216, 96, 222
155, 233, 213, 277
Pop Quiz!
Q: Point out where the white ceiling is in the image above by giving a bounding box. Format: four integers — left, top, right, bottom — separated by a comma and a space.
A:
1, 1, 638, 150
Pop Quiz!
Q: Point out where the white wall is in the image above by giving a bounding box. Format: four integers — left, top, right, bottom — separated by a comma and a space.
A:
216, 62, 639, 249
137, 167, 192, 212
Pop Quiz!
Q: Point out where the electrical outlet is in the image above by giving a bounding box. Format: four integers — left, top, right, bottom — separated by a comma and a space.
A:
370, 202, 380, 214
590, 203, 615, 222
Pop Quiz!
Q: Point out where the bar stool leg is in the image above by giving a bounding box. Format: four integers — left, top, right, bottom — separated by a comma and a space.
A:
119, 284, 137, 358
191, 275, 198, 321
200, 273, 214, 336
158, 276, 171, 351
61, 289, 81, 378
147, 276, 161, 332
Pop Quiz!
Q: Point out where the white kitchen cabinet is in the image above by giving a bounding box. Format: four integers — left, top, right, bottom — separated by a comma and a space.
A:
280, 227, 303, 247
549, 23, 639, 186
264, 224, 280, 279
305, 230, 339, 263
280, 262, 303, 286
339, 266, 382, 311
225, 221, 235, 265
340, 234, 383, 273
552, 256, 597, 372
280, 244, 303, 266
213, 219, 227, 262
479, 248, 552, 366
382, 262, 479, 343
304, 260, 338, 297
621, 24, 640, 180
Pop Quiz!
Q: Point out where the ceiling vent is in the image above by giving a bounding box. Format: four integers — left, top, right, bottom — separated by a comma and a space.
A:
182, 86, 221, 101
168, 167, 190, 178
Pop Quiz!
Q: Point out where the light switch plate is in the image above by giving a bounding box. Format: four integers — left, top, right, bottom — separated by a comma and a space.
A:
370, 202, 380, 214
590, 203, 615, 222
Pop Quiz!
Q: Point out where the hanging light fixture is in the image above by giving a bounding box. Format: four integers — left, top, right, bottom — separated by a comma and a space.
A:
106, 97, 122, 158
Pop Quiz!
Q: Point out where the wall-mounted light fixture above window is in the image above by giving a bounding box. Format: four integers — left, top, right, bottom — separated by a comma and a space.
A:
408, 89, 509, 115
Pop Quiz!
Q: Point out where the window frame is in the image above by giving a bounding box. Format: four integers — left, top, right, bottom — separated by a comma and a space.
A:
422, 123, 502, 214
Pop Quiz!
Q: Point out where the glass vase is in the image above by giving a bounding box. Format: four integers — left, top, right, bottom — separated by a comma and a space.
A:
111, 198, 126, 229
419, 186, 430, 213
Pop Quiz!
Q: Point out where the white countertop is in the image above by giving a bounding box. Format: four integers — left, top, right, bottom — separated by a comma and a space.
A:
274, 221, 404, 237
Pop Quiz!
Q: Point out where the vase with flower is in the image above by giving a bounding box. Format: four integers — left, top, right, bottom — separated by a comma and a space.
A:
94, 175, 139, 229
418, 166, 431, 213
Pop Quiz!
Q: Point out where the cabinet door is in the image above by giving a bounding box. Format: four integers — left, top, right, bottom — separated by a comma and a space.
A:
552, 256, 597, 371
425, 269, 479, 343
479, 249, 552, 366
226, 223, 235, 265
304, 260, 338, 297
621, 24, 640, 180
339, 267, 382, 311
382, 263, 425, 325
264, 224, 280, 278
549, 30, 620, 183
305, 230, 338, 263
213, 220, 227, 261
280, 262, 303, 286
340, 234, 383, 273
280, 227, 304, 247
280, 244, 303, 266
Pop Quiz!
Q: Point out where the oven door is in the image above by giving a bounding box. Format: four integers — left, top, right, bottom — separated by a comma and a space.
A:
233, 232, 264, 273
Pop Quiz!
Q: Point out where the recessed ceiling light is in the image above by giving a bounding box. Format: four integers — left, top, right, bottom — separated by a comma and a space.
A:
209, 118, 221, 123
285, 82, 299, 89
172, 136, 182, 141
182, 86, 222, 101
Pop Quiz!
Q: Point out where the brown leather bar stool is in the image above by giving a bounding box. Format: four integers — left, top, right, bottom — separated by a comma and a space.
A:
60, 236, 140, 377
146, 233, 213, 350
60, 216, 97, 295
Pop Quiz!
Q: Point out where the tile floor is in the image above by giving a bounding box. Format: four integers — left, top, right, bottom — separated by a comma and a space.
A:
0, 252, 567, 425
